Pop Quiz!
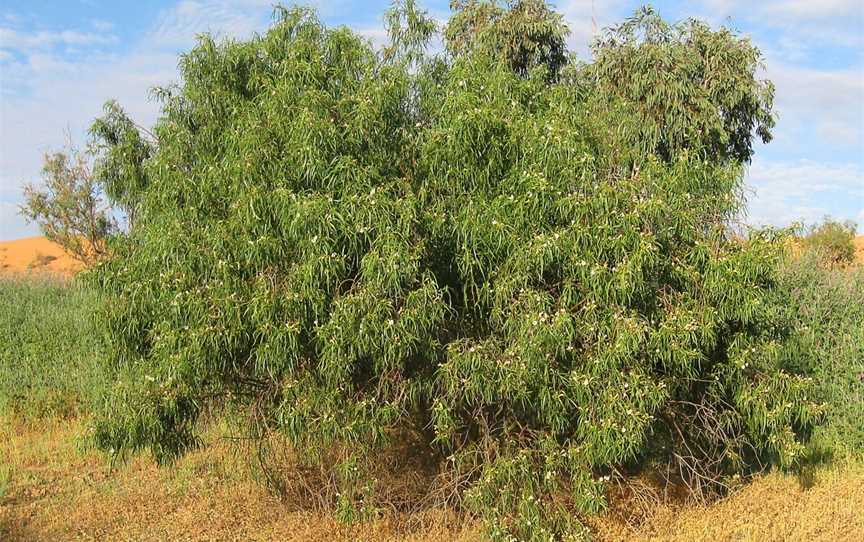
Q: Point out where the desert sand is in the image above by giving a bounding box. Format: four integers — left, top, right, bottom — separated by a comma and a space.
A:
0, 236, 82, 277
856, 235, 864, 264
1, 235, 861, 277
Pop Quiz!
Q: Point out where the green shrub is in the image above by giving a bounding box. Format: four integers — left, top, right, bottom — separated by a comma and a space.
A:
778, 249, 864, 457
0, 276, 105, 419
90, 3, 819, 539
803, 218, 857, 266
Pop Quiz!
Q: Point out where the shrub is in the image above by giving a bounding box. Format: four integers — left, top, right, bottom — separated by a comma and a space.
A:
0, 276, 105, 419
777, 248, 864, 457
803, 218, 857, 266
91, 3, 819, 539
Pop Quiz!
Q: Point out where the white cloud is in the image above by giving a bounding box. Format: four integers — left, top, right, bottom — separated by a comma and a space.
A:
695, 0, 863, 21
91, 19, 115, 32
700, 0, 863, 51
761, 0, 863, 20
147, 0, 271, 48
0, 27, 116, 49
767, 61, 864, 149
745, 158, 864, 227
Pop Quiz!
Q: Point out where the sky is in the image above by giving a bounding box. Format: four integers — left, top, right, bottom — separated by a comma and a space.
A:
0, 0, 862, 240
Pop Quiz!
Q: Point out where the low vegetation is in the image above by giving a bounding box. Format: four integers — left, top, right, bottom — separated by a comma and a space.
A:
777, 249, 864, 457
0, 276, 105, 419
803, 218, 858, 267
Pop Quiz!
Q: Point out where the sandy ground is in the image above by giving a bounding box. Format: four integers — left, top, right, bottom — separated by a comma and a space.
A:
855, 235, 864, 264
0, 236, 82, 277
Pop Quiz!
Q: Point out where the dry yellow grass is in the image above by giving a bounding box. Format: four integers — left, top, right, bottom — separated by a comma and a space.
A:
2, 416, 862, 541
0, 417, 482, 542
593, 465, 864, 541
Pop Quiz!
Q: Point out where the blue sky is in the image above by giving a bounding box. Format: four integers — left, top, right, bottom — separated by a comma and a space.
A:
1, 0, 862, 239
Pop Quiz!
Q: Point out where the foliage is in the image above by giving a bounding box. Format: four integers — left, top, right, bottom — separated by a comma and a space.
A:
20, 144, 114, 266
587, 6, 774, 164
445, 0, 569, 79
89, 100, 156, 229
802, 217, 857, 266
777, 248, 864, 457
0, 276, 106, 419
90, 3, 819, 540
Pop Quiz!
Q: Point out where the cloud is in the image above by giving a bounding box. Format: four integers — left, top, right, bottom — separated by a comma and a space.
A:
90, 20, 115, 32
761, 0, 863, 20
0, 27, 116, 49
147, 0, 272, 48
745, 158, 864, 227
701, 0, 863, 51
767, 62, 864, 149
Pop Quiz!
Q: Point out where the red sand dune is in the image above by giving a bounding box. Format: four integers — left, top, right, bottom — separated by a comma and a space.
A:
0, 235, 860, 278
0, 236, 82, 277
856, 235, 864, 264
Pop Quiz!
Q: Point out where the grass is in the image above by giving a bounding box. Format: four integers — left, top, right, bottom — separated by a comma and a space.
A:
0, 416, 483, 542
778, 250, 864, 458
0, 274, 105, 419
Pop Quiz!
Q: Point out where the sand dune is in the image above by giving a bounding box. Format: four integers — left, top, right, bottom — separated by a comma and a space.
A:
0, 236, 82, 277
0, 234, 860, 278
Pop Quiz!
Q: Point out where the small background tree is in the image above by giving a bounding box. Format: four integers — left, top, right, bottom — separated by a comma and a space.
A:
20, 143, 113, 266
19, 100, 152, 267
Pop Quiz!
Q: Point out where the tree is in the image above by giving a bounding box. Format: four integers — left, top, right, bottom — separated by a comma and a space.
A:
587, 7, 775, 164
91, 4, 818, 540
445, 0, 570, 79
20, 143, 113, 266
89, 100, 155, 229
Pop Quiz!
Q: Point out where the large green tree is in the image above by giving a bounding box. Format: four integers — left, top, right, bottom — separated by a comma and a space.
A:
92, 3, 817, 540
89, 100, 155, 229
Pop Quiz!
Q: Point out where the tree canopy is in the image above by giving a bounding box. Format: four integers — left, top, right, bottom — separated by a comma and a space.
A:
90, 3, 816, 540
20, 143, 114, 265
